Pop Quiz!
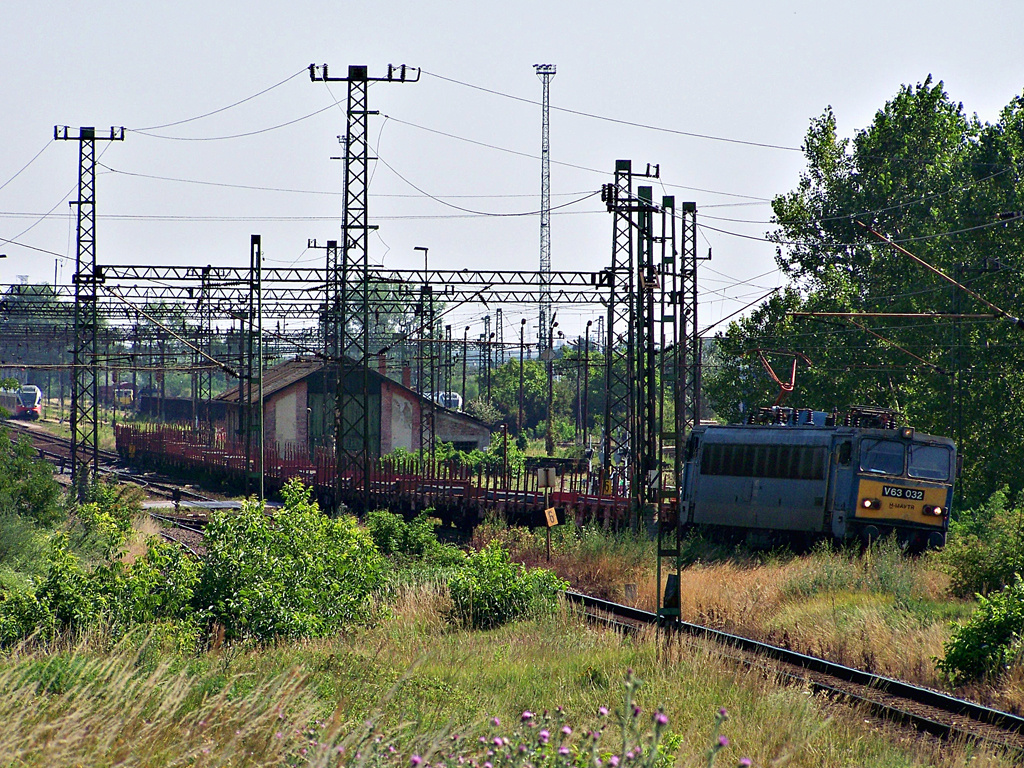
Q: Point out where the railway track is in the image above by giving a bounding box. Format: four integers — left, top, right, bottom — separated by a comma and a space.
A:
4, 419, 121, 468
564, 591, 1024, 753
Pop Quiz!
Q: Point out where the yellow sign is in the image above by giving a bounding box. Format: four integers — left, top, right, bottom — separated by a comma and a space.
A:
544, 507, 559, 527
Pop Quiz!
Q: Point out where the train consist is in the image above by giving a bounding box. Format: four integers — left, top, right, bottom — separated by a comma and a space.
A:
679, 406, 956, 551
0, 385, 43, 420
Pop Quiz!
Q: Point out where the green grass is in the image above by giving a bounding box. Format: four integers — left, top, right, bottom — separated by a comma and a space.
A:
0, 589, 1013, 767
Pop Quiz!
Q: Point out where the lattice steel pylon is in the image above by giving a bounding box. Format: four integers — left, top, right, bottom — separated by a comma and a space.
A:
310, 63, 418, 512
535, 64, 555, 351
54, 126, 124, 500
656, 199, 704, 624
599, 160, 659, 527
680, 203, 707, 435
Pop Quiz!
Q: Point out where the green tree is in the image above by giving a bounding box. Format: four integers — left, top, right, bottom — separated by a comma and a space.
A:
705, 77, 1024, 505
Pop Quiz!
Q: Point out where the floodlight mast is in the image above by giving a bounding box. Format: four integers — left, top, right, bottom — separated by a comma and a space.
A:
535, 64, 556, 351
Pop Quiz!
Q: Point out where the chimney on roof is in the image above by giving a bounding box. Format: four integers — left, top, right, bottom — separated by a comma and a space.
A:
378, 353, 387, 377
401, 360, 411, 389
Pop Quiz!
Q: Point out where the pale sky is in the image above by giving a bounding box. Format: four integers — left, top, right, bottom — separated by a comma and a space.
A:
2, 0, 1022, 344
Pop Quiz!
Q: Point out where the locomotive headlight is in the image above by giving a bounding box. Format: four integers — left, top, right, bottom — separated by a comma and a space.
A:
861, 498, 881, 510
923, 504, 946, 516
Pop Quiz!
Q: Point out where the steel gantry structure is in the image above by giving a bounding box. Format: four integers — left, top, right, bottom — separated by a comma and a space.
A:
54, 126, 125, 499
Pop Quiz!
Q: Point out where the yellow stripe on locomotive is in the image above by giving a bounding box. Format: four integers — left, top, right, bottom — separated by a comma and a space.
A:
855, 478, 947, 527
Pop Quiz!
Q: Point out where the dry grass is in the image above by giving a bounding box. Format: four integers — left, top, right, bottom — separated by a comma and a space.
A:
0, 589, 1014, 767
486, 525, 982, 695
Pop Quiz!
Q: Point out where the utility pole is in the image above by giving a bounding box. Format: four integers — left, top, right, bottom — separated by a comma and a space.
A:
462, 325, 470, 406
55, 125, 124, 500
535, 64, 555, 352
518, 318, 526, 435
545, 314, 558, 455
310, 63, 418, 512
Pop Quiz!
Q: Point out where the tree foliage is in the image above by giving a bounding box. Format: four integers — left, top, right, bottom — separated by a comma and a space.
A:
705, 77, 1024, 504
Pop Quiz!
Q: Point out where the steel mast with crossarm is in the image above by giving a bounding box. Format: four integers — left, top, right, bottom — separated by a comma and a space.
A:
54, 125, 124, 500
309, 63, 419, 512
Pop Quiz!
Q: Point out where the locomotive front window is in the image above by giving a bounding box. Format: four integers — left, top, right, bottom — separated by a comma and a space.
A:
859, 439, 904, 476
908, 444, 952, 481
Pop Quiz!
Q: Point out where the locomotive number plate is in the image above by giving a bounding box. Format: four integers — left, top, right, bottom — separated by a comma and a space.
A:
882, 486, 924, 501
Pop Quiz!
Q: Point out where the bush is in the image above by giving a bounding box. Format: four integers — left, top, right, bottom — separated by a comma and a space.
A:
198, 479, 387, 642
76, 479, 143, 554
365, 508, 465, 567
939, 487, 1024, 597
448, 541, 567, 630
937, 575, 1024, 684
0, 429, 63, 527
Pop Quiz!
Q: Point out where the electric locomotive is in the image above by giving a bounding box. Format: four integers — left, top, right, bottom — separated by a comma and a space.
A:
679, 406, 955, 551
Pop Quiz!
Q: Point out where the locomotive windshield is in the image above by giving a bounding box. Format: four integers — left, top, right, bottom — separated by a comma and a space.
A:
859, 439, 904, 476
908, 444, 952, 481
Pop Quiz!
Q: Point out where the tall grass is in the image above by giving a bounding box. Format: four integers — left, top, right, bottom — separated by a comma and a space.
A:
0, 590, 1011, 767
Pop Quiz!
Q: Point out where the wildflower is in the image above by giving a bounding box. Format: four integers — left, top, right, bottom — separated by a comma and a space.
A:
491, 717, 500, 727
275, 732, 283, 740
738, 760, 752, 767
655, 713, 668, 726
718, 707, 728, 719
609, 756, 620, 767
559, 746, 570, 756
522, 710, 533, 720
632, 705, 641, 717
539, 729, 550, 744
718, 736, 729, 748
493, 737, 503, 747
598, 706, 609, 717
389, 746, 397, 753
485, 763, 493, 768
479, 737, 487, 744
411, 756, 423, 767
201, 748, 210, 755
519, 744, 527, 754
561, 725, 572, 736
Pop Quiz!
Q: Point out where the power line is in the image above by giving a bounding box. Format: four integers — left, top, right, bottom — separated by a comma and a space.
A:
421, 69, 803, 152
0, 141, 51, 194
132, 68, 308, 132
129, 102, 338, 141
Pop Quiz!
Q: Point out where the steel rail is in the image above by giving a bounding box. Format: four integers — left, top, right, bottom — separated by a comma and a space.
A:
563, 591, 1024, 747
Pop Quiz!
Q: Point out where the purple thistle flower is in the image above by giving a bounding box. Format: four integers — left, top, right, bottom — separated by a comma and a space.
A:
632, 705, 641, 717
493, 737, 503, 747
411, 756, 423, 767
738, 760, 752, 767
485, 763, 492, 768
718, 707, 728, 719
655, 712, 668, 726
491, 717, 500, 727
522, 710, 534, 721
598, 706, 609, 717
479, 737, 487, 744
609, 756, 620, 767
539, 729, 550, 744
718, 736, 729, 748
561, 725, 572, 736
559, 746, 570, 756
275, 732, 283, 739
